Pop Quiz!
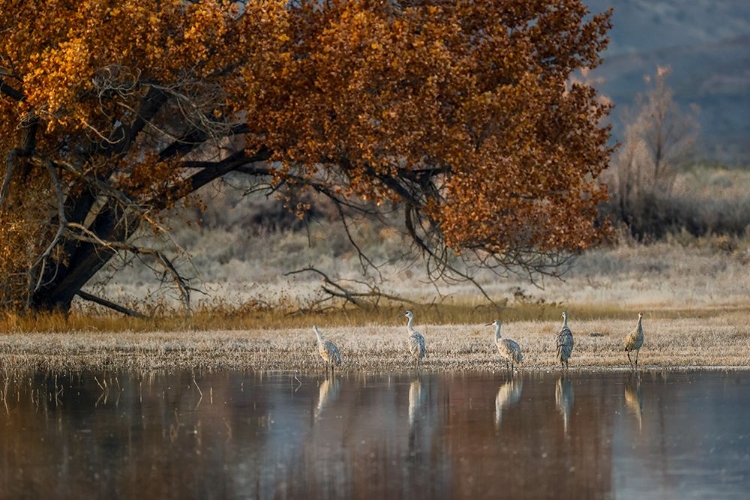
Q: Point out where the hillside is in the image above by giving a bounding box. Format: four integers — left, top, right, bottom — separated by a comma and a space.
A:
587, 0, 750, 163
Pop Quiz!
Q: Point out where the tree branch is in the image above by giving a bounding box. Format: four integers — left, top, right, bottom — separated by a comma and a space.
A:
286, 266, 417, 310
150, 146, 272, 210
0, 80, 24, 101
65, 222, 193, 316
158, 123, 250, 162
31, 160, 69, 295
76, 290, 146, 318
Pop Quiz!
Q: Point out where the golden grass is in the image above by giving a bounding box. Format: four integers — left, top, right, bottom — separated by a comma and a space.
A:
1, 311, 748, 372
3, 301, 744, 333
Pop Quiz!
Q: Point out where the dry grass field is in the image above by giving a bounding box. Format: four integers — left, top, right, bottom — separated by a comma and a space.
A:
1, 309, 748, 372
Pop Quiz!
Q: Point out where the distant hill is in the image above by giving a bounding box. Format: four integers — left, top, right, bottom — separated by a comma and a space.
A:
587, 0, 750, 164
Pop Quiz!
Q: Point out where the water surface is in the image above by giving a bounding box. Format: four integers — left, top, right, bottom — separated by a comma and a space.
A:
0, 370, 748, 499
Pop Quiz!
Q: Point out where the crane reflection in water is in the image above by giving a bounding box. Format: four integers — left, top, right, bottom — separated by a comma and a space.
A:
555, 375, 574, 436
624, 373, 644, 432
315, 375, 341, 421
408, 376, 426, 430
494, 378, 523, 430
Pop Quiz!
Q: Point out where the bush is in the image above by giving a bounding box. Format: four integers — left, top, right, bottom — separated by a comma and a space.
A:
602, 165, 750, 240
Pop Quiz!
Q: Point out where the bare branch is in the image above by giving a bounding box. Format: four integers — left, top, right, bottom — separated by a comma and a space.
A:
31, 160, 69, 294
76, 290, 146, 318
149, 146, 272, 210
286, 266, 417, 310
65, 222, 193, 316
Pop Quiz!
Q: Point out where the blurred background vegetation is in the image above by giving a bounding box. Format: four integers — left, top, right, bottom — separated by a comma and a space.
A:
589, 0, 750, 164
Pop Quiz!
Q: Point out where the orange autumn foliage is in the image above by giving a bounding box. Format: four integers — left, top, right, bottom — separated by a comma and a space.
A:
0, 0, 613, 312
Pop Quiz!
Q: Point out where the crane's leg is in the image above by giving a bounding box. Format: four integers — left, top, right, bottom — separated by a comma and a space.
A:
627, 350, 633, 370
635, 349, 640, 370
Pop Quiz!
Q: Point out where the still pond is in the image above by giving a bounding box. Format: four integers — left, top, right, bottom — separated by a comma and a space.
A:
0, 369, 748, 499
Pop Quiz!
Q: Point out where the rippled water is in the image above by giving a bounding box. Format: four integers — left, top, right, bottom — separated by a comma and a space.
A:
0, 369, 748, 499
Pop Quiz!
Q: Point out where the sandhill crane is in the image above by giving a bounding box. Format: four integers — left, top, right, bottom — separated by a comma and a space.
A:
486, 319, 523, 371
495, 378, 523, 430
555, 375, 574, 436
624, 313, 645, 370
313, 325, 342, 372
404, 311, 427, 368
556, 311, 574, 370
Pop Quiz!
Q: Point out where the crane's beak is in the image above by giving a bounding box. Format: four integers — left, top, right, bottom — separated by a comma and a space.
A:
485, 323, 493, 327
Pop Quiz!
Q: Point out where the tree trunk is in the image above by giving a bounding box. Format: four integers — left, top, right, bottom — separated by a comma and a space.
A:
27, 147, 273, 314
30, 201, 140, 312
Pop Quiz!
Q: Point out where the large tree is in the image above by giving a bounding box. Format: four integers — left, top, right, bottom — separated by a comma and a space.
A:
0, 0, 613, 313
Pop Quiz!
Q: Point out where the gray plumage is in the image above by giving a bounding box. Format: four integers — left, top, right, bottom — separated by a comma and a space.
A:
404, 311, 427, 368
313, 325, 342, 371
624, 313, 645, 370
556, 311, 574, 370
486, 319, 523, 371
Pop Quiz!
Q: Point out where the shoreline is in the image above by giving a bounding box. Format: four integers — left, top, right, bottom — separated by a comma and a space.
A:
2, 315, 748, 371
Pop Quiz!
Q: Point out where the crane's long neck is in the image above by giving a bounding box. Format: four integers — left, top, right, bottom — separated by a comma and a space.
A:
314, 328, 324, 344
637, 316, 643, 336
563, 314, 568, 329
406, 316, 414, 331
494, 323, 502, 341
